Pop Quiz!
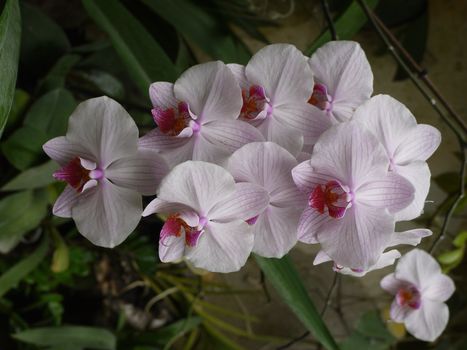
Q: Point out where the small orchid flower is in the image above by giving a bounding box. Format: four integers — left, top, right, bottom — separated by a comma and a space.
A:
43, 97, 168, 248
227, 142, 306, 258
381, 249, 455, 341
292, 121, 415, 270
142, 161, 270, 273
314, 229, 432, 277
353, 95, 441, 221
228, 44, 331, 156
139, 61, 263, 167
308, 41, 373, 123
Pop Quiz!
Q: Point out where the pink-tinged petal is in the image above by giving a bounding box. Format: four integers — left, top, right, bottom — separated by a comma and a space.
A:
159, 232, 185, 263
252, 206, 301, 258
292, 160, 332, 194
310, 121, 389, 189
186, 220, 254, 273
208, 182, 270, 222
157, 161, 236, 215
201, 120, 264, 154
246, 44, 313, 105
339, 250, 401, 277
227, 63, 249, 91
270, 185, 306, 208
192, 134, 232, 165
174, 61, 242, 123
309, 41, 373, 122
149, 82, 177, 109
302, 107, 333, 147
422, 274, 455, 302
43, 137, 94, 166
105, 149, 169, 195
66, 97, 139, 167
228, 142, 298, 193
381, 273, 405, 295
356, 172, 415, 213
72, 178, 142, 248
395, 124, 441, 164
257, 119, 304, 157
394, 161, 431, 221
313, 250, 332, 265
318, 205, 394, 270
297, 206, 330, 244
405, 300, 449, 342
395, 249, 441, 290
389, 228, 432, 247
390, 298, 412, 323
53, 185, 79, 217
297, 151, 312, 162
142, 198, 199, 228
353, 95, 417, 159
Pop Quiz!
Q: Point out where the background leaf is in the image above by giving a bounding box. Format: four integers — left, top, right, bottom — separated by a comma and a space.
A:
1, 160, 58, 191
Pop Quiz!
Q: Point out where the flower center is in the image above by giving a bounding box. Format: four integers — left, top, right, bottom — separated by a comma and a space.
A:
53, 157, 103, 193
240, 85, 269, 121
396, 285, 421, 310
308, 83, 332, 112
152, 101, 196, 136
160, 214, 204, 248
309, 180, 351, 219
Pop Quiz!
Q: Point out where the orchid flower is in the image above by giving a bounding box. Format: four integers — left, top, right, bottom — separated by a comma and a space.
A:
142, 161, 269, 273
314, 228, 432, 277
353, 95, 441, 221
308, 41, 373, 123
381, 249, 455, 341
292, 121, 415, 270
43, 97, 168, 248
139, 61, 263, 167
228, 44, 331, 156
227, 142, 306, 258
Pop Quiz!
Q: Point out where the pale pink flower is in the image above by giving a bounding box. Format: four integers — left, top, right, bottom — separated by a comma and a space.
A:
227, 142, 306, 258
142, 161, 269, 273
308, 41, 373, 123
314, 229, 432, 277
139, 61, 263, 167
353, 95, 441, 221
43, 97, 168, 248
292, 121, 415, 270
228, 44, 331, 156
381, 249, 455, 341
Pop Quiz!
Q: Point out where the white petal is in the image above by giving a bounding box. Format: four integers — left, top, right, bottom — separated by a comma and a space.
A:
356, 172, 415, 214
227, 63, 249, 91
157, 161, 236, 215
302, 106, 333, 147
270, 185, 306, 208
297, 207, 330, 244
257, 118, 304, 157
395, 249, 442, 290
405, 300, 449, 342
292, 160, 332, 194
381, 273, 404, 295
309, 41, 373, 122
159, 234, 185, 263
149, 82, 177, 109
174, 61, 242, 123
186, 220, 254, 273
252, 205, 301, 258
106, 149, 169, 195
389, 228, 432, 247
208, 182, 270, 222
395, 124, 441, 164
192, 133, 232, 165
390, 298, 412, 323
422, 274, 455, 302
43, 136, 94, 166
53, 185, 79, 217
72, 179, 142, 248
66, 97, 139, 168
394, 161, 431, 221
313, 250, 332, 265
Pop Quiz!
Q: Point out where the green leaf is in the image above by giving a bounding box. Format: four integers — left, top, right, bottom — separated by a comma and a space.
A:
255, 255, 338, 350
38, 54, 81, 93
437, 248, 464, 266
82, 0, 177, 94
0, 236, 48, 298
2, 160, 58, 191
13, 326, 116, 349
51, 229, 69, 273
2, 88, 76, 169
0, 0, 21, 139
0, 189, 48, 253
4, 89, 30, 133
453, 231, 467, 248
70, 69, 125, 100
140, 0, 251, 64
305, 0, 380, 55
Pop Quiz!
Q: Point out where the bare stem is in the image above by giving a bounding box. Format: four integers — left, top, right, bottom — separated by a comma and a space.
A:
321, 0, 338, 40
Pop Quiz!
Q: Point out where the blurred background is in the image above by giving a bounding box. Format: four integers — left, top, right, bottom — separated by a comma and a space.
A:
0, 0, 465, 349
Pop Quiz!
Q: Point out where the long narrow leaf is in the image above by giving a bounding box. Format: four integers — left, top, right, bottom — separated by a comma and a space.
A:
0, 0, 21, 138
255, 255, 339, 350
82, 0, 177, 94
305, 0, 380, 55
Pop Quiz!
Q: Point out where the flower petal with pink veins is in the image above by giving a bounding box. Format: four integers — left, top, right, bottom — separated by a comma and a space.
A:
389, 228, 432, 247
72, 178, 142, 248
246, 44, 313, 105
309, 41, 373, 122
43, 136, 94, 166
394, 124, 441, 164
106, 149, 169, 195
297, 206, 330, 244
395, 249, 442, 290
338, 250, 401, 277
292, 160, 332, 194
405, 300, 449, 342
257, 119, 304, 157
174, 61, 242, 123
423, 274, 455, 302
52, 185, 79, 217
149, 81, 177, 109
186, 220, 254, 273
381, 273, 405, 295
